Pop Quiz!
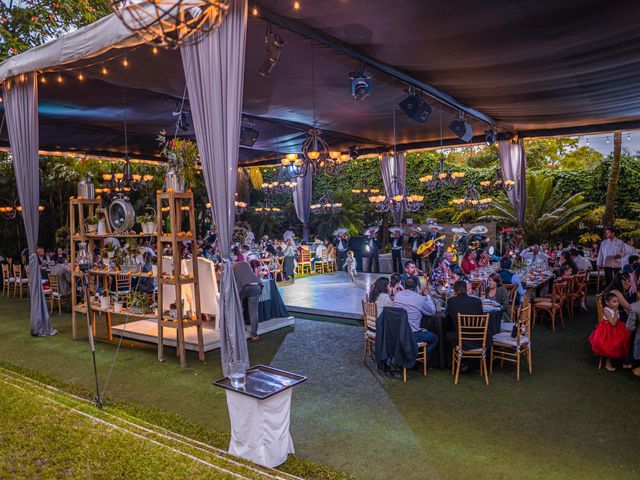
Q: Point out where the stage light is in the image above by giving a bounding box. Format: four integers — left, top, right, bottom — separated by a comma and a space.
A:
349, 144, 360, 159
258, 24, 285, 77
349, 64, 372, 100
484, 128, 497, 145
449, 112, 473, 143
398, 89, 431, 123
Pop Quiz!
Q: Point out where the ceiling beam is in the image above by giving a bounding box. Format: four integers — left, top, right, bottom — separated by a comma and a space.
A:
253, 2, 498, 127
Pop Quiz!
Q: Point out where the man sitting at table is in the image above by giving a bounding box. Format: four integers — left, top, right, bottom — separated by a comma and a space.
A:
232, 261, 263, 342
521, 244, 549, 267
393, 277, 438, 352
497, 257, 525, 304
400, 260, 422, 286
570, 248, 592, 273
445, 280, 484, 371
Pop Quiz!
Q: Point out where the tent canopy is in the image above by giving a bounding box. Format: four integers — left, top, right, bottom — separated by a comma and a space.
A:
1, 0, 639, 165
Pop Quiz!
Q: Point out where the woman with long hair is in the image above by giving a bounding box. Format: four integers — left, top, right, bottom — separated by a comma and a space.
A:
369, 277, 393, 311
485, 272, 511, 322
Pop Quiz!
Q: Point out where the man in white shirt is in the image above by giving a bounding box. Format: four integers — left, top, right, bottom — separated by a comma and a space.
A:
521, 245, 550, 267
596, 227, 626, 286
620, 238, 637, 269
393, 277, 437, 351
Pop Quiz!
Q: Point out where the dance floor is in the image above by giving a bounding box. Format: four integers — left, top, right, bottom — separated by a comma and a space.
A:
278, 271, 386, 319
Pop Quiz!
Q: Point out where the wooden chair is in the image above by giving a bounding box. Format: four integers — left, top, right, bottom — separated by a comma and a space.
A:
404, 342, 428, 383
569, 272, 587, 318
47, 273, 69, 315
2, 263, 15, 298
504, 283, 518, 314
533, 280, 567, 333
258, 257, 272, 279
469, 280, 484, 297
452, 313, 490, 385
491, 305, 532, 381
115, 274, 132, 296
588, 270, 605, 293
297, 248, 312, 275
322, 249, 334, 273
12, 264, 28, 298
362, 299, 377, 361
274, 256, 285, 282
595, 294, 604, 369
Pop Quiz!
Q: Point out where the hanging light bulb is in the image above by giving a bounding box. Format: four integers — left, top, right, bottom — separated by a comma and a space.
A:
77, 72, 85, 81
252, 6, 258, 16
56, 74, 63, 83
40, 75, 47, 84
293, 1, 301, 9
101, 65, 108, 76
152, 47, 159, 54
122, 57, 129, 67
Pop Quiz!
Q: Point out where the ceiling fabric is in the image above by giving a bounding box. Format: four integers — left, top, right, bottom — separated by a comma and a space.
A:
1, 0, 639, 164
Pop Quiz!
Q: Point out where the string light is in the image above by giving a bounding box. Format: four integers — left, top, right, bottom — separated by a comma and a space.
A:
252, 6, 258, 15
40, 75, 46, 84
122, 57, 129, 67
56, 74, 63, 84
101, 65, 108, 75
77, 72, 84, 81
152, 47, 158, 54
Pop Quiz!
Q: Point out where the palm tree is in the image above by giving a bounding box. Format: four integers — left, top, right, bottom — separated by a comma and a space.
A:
481, 173, 592, 244
603, 131, 622, 226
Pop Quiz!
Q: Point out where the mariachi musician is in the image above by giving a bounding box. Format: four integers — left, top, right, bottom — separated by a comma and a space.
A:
452, 227, 468, 264
364, 227, 381, 273
334, 229, 350, 271
409, 228, 425, 270
389, 228, 404, 274
425, 223, 445, 269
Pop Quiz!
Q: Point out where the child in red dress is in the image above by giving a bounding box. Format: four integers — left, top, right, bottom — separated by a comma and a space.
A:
589, 293, 631, 371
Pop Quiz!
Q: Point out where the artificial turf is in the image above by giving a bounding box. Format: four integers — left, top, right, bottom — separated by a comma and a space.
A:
0, 296, 638, 479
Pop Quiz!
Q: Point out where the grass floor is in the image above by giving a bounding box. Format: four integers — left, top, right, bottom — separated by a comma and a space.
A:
0, 296, 639, 479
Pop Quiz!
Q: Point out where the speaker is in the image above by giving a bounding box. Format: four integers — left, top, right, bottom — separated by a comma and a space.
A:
240, 126, 259, 147
399, 94, 432, 123
449, 118, 474, 143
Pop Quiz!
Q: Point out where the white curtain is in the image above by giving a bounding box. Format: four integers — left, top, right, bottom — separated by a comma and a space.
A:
380, 152, 406, 226
498, 139, 527, 226
180, 0, 249, 375
293, 173, 312, 240
2, 73, 56, 336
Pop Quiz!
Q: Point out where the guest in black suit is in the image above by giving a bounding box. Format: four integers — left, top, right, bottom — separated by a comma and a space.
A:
366, 233, 381, 273
408, 230, 424, 270
390, 230, 404, 274
445, 281, 484, 367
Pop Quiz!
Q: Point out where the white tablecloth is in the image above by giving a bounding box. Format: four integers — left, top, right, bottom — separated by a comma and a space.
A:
226, 389, 294, 468
161, 256, 219, 317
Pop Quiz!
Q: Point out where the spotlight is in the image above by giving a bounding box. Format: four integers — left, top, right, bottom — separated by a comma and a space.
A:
484, 128, 497, 146
398, 89, 431, 123
240, 118, 259, 147
258, 24, 285, 77
349, 144, 360, 159
449, 112, 473, 143
349, 64, 372, 100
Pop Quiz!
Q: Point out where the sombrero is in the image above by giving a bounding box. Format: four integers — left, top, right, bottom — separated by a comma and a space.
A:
469, 225, 489, 235
452, 227, 468, 235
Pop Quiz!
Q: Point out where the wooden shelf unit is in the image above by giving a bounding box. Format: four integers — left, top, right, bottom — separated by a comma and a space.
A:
156, 191, 205, 368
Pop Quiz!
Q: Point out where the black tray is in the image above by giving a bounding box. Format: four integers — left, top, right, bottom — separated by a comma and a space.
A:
213, 364, 307, 400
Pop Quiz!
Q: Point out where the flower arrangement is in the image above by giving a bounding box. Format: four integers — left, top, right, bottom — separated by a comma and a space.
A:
157, 130, 199, 186
128, 292, 150, 314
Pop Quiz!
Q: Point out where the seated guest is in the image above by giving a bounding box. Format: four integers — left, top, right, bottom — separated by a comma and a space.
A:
558, 263, 574, 279
570, 248, 592, 273
232, 261, 263, 342
232, 246, 245, 262
621, 238, 637, 269
369, 277, 393, 311
49, 262, 72, 296
53, 247, 67, 264
559, 251, 578, 275
460, 250, 478, 275
498, 257, 525, 304
476, 248, 490, 268
445, 281, 485, 367
136, 252, 156, 294
430, 252, 455, 289
400, 260, 421, 286
485, 272, 511, 322
389, 273, 404, 298
623, 255, 640, 274
521, 244, 549, 267
393, 277, 437, 352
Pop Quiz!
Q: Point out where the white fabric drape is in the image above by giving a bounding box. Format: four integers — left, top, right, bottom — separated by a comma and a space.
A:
380, 152, 406, 225
498, 139, 527, 226
2, 73, 56, 336
180, 0, 249, 375
293, 173, 312, 240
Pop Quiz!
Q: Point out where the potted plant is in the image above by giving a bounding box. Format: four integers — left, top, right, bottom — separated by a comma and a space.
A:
86, 215, 99, 233
157, 130, 198, 192
101, 243, 117, 259
137, 213, 157, 235
113, 293, 124, 313
129, 292, 149, 315
98, 291, 110, 310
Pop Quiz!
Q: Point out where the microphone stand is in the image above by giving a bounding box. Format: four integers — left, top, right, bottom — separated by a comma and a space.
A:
80, 263, 103, 409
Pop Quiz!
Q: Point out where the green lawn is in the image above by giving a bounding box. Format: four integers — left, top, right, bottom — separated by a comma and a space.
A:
0, 296, 639, 479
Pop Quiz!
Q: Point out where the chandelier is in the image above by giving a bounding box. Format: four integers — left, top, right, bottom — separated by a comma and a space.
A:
261, 167, 297, 195
0, 200, 44, 220
479, 168, 515, 193
368, 177, 423, 213
351, 183, 380, 196
311, 192, 343, 215
112, 0, 230, 50
280, 129, 349, 178
452, 183, 492, 211
206, 199, 247, 215
419, 157, 465, 188
97, 163, 153, 198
